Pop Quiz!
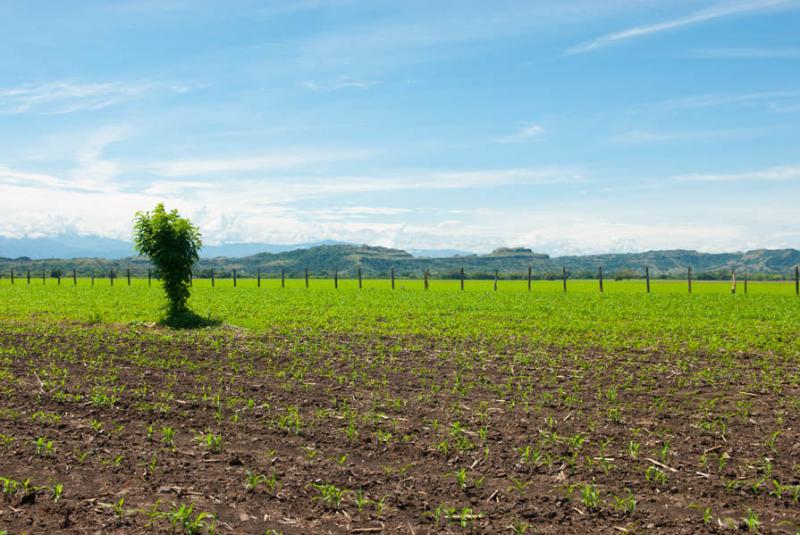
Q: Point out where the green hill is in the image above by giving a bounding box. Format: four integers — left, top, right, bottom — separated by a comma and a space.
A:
1, 244, 798, 280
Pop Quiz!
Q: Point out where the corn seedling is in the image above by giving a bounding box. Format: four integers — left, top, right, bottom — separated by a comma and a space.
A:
312, 482, 347, 510
51, 482, 63, 503
34, 437, 55, 457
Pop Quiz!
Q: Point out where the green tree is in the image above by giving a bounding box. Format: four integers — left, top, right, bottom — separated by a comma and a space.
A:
133, 203, 202, 324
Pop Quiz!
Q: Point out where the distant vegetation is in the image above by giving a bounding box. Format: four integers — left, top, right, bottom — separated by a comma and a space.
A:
1, 244, 798, 280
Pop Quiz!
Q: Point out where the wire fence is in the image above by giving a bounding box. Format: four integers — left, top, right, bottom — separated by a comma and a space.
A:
1, 265, 798, 295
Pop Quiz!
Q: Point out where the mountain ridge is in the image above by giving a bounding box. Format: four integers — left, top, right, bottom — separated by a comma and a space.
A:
1, 243, 798, 280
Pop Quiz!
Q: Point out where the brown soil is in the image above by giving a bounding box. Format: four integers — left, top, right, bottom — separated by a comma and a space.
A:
0, 323, 798, 534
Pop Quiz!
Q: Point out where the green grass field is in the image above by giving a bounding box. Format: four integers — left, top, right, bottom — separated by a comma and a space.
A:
0, 278, 798, 355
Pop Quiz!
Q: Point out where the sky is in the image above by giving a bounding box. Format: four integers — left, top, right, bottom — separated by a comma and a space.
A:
1, 0, 799, 255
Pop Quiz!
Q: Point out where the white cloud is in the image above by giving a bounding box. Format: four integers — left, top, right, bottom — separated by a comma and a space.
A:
0, 184, 155, 240
138, 164, 582, 202
0, 163, 583, 246
768, 101, 800, 113
0, 126, 130, 193
1, 175, 797, 254
147, 149, 372, 177
673, 165, 800, 182
66, 125, 130, 191
689, 46, 800, 59
493, 123, 546, 143
0, 166, 66, 189
300, 76, 383, 92
566, 0, 789, 55
0, 80, 191, 114
659, 90, 800, 109
286, 2, 676, 73
515, 221, 746, 256
610, 128, 758, 143
302, 206, 411, 220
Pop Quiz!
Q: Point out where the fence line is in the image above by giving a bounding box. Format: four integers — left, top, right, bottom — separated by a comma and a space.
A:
1, 265, 799, 295
598, 267, 604, 293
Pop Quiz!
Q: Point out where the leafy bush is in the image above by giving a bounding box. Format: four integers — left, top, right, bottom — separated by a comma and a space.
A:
133, 203, 202, 324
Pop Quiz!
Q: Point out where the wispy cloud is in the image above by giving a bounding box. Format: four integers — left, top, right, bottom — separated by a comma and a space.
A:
768, 101, 800, 113
298, 206, 411, 220
566, 0, 789, 55
147, 148, 373, 177
0, 80, 192, 114
268, 167, 581, 200
0, 126, 130, 193
66, 125, 130, 191
673, 164, 800, 182
611, 128, 759, 143
299, 76, 383, 92
141, 165, 584, 203
633, 89, 800, 113
0, 166, 66, 189
663, 90, 800, 109
689, 46, 800, 59
493, 123, 546, 144
425, 167, 579, 189
289, 3, 672, 72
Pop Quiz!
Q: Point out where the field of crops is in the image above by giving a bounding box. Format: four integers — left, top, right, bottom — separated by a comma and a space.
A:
1, 279, 799, 533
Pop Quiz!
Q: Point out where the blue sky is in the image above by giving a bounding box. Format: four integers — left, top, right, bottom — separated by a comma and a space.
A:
1, 0, 799, 254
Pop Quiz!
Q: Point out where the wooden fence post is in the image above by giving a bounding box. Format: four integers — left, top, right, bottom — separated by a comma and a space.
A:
598, 266, 604, 293
91, 271, 94, 286
793, 264, 799, 295
562, 267, 567, 293
9, 269, 13, 285
390, 268, 395, 289
109, 270, 114, 286
358, 266, 362, 289
233, 269, 237, 287
334, 270, 338, 289
743, 269, 748, 294
127, 269, 131, 286
281, 268, 285, 288
688, 267, 692, 294
43, 269, 46, 285
73, 269, 77, 286
527, 266, 532, 291
424, 269, 429, 290
211, 270, 215, 287
645, 266, 650, 294
460, 267, 465, 291
57, 271, 61, 285
257, 268, 261, 288
148, 269, 152, 286
305, 268, 309, 288
27, 269, 31, 285
494, 269, 498, 291
731, 268, 736, 294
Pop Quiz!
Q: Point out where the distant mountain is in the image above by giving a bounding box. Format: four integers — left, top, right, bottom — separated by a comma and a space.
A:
555, 249, 800, 277
0, 234, 471, 260
0, 235, 135, 259
0, 235, 350, 260
1, 243, 798, 280
201, 240, 348, 258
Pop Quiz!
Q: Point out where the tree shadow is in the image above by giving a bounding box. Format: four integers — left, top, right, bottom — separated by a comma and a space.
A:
160, 309, 222, 329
